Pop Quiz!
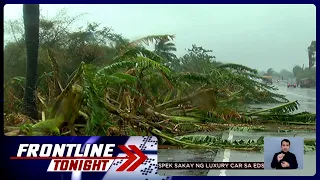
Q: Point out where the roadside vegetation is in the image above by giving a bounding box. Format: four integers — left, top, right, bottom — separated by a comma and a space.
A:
4, 6, 316, 152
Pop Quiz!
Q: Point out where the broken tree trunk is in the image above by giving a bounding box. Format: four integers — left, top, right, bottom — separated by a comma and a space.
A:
27, 62, 85, 135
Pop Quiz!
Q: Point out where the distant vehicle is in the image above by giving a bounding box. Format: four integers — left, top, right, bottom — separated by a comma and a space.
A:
287, 81, 296, 88
262, 76, 273, 85
299, 78, 315, 88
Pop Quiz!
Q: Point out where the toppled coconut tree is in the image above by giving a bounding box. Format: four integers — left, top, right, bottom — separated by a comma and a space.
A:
4, 13, 315, 151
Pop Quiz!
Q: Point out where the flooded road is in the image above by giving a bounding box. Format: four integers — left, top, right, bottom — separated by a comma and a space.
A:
158, 83, 316, 176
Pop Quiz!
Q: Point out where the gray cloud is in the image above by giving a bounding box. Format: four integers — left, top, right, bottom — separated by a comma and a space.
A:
4, 4, 316, 71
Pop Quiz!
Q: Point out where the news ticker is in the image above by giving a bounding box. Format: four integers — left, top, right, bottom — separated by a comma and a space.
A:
11, 144, 264, 172
158, 162, 264, 169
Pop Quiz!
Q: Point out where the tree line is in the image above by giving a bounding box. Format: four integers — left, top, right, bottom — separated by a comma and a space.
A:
260, 41, 316, 86
6, 5, 314, 137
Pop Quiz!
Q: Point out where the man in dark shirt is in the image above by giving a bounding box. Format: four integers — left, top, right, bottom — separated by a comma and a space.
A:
271, 139, 298, 169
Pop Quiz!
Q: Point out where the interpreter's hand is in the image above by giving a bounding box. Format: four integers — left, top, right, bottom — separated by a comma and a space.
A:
281, 161, 290, 168
277, 153, 285, 162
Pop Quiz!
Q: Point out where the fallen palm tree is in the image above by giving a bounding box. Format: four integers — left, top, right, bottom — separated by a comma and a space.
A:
4, 34, 316, 153
245, 101, 316, 124
8, 60, 316, 143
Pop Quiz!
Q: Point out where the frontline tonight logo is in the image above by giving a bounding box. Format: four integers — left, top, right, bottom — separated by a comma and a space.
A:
10, 144, 147, 172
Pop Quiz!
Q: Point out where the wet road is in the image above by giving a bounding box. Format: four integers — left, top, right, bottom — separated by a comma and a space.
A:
251, 82, 316, 113
158, 83, 316, 176
276, 83, 316, 113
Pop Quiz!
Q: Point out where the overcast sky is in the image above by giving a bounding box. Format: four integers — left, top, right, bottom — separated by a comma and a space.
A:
4, 4, 316, 71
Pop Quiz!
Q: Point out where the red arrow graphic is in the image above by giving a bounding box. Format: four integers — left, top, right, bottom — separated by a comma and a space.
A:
116, 145, 136, 171
127, 145, 148, 171
116, 145, 148, 172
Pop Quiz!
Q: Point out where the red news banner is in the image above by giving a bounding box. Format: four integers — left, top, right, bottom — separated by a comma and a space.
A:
158, 162, 264, 170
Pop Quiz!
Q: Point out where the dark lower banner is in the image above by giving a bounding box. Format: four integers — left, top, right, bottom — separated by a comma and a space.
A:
2, 136, 174, 180
158, 162, 264, 169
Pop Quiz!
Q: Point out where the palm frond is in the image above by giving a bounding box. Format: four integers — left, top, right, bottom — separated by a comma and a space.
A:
116, 46, 165, 63
95, 61, 135, 77
217, 63, 258, 74
134, 56, 171, 75
111, 72, 137, 84
130, 34, 175, 47
246, 101, 300, 116
175, 72, 210, 84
